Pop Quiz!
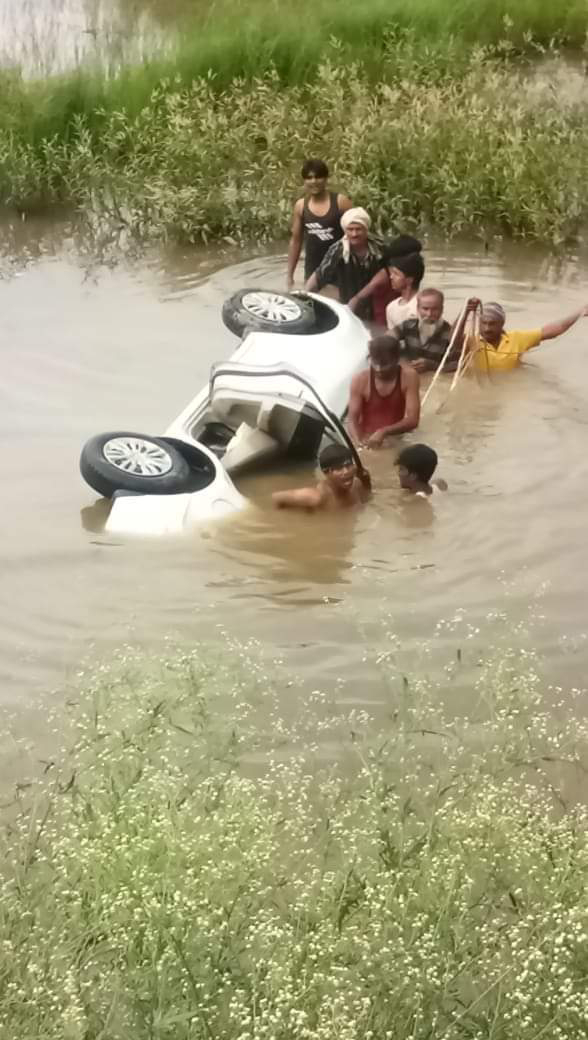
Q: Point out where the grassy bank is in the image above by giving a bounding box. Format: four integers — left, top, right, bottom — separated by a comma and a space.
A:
1, 644, 588, 1039
1, 2, 587, 247
1, 45, 587, 247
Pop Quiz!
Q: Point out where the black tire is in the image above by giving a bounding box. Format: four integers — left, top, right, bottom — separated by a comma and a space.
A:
222, 289, 317, 338
80, 431, 195, 499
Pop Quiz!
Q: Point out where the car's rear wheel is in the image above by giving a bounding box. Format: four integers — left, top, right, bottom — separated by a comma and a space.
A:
222, 289, 317, 337
80, 431, 195, 498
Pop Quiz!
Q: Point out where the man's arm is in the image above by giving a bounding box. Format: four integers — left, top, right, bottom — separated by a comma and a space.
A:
540, 305, 588, 342
365, 367, 420, 446
347, 373, 366, 444
272, 486, 324, 510
286, 199, 304, 290
337, 193, 353, 215
304, 241, 339, 293
348, 268, 389, 314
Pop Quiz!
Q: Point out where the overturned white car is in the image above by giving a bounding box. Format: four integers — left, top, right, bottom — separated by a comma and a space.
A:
79, 289, 370, 535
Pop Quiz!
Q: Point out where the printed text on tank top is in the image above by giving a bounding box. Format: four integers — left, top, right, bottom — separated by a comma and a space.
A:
303, 194, 341, 244
302, 192, 344, 279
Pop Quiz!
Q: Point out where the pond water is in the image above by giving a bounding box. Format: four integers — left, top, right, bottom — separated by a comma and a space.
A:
0, 0, 170, 76
2, 214, 588, 775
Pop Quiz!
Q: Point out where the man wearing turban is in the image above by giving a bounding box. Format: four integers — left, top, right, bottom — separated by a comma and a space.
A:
468, 299, 588, 372
304, 207, 385, 319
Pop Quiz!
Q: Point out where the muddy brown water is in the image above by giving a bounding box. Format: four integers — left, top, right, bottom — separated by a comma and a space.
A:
2, 216, 588, 778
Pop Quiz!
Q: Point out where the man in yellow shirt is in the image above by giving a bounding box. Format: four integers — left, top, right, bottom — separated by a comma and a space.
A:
468, 300, 588, 372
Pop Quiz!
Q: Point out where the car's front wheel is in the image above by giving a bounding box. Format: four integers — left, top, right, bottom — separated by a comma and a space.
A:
222, 289, 317, 337
80, 432, 195, 498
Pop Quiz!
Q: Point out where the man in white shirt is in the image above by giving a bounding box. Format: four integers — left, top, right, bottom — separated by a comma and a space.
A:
385, 252, 425, 330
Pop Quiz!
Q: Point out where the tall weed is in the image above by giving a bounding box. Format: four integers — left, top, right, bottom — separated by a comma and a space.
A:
1, 51, 585, 245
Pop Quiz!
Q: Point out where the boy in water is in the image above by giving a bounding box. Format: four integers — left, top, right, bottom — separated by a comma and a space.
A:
272, 443, 371, 511
286, 159, 352, 289
396, 444, 445, 497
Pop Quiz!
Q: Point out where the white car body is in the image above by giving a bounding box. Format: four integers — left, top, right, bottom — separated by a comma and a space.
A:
101, 292, 370, 536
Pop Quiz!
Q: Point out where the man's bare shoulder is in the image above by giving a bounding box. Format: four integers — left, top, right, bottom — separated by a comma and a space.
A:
350, 368, 369, 391
400, 363, 420, 387
272, 484, 325, 510
293, 197, 305, 215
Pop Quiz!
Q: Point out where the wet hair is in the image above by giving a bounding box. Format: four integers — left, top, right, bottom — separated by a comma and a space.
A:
319, 443, 353, 472
301, 158, 329, 180
396, 443, 438, 482
418, 287, 444, 307
368, 334, 400, 360
381, 235, 422, 265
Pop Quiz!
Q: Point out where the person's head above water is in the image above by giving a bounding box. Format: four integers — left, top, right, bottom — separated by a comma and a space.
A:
396, 443, 438, 490
382, 235, 423, 265
480, 301, 506, 345
368, 335, 401, 377
388, 251, 425, 293
417, 288, 444, 321
340, 207, 371, 253
319, 443, 356, 493
301, 158, 329, 194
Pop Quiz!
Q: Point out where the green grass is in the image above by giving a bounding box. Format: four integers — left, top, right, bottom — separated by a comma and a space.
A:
1, 45, 586, 246
1, 642, 588, 1039
1, 1, 587, 244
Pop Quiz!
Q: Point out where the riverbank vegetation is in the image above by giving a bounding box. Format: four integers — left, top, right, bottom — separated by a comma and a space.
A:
1, 643, 588, 1039
1, 2, 588, 245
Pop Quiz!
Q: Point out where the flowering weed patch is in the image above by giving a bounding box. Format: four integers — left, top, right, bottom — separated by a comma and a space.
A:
1, 643, 588, 1039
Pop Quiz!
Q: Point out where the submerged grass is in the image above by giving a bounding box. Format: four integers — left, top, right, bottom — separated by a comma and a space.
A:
1, 46, 587, 246
1, 641, 588, 1039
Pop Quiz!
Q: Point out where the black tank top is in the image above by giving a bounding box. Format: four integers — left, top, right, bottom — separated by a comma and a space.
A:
302, 192, 343, 279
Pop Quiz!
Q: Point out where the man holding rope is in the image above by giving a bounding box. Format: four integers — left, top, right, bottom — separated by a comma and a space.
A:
468, 299, 588, 372
388, 288, 472, 373
348, 336, 420, 448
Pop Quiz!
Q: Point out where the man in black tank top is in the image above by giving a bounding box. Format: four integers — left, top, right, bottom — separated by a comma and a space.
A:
286, 158, 352, 289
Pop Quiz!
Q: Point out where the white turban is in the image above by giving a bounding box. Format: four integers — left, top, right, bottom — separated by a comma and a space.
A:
340, 207, 371, 233
482, 301, 506, 322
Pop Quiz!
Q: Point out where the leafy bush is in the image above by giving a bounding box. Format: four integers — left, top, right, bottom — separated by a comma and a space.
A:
1, 41, 587, 246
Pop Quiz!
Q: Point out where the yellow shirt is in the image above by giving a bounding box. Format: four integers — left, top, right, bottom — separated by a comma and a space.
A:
471, 329, 542, 372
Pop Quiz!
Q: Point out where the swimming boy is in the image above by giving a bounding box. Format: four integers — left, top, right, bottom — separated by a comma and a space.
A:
286, 159, 352, 289
348, 336, 420, 448
396, 444, 444, 496
272, 443, 371, 511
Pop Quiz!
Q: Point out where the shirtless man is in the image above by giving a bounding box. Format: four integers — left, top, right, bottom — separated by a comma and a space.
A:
272, 444, 371, 511
286, 159, 352, 290
348, 336, 420, 448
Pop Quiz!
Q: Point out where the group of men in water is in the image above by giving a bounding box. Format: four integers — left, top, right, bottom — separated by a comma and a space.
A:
274, 157, 588, 512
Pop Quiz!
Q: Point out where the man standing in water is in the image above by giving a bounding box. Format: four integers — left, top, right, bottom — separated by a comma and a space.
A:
286, 159, 352, 289
385, 252, 425, 329
469, 299, 588, 371
272, 444, 371, 511
348, 235, 424, 327
348, 336, 420, 448
390, 288, 468, 372
304, 208, 383, 319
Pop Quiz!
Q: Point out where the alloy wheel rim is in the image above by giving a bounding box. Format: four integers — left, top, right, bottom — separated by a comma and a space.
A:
102, 437, 173, 477
241, 291, 302, 323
